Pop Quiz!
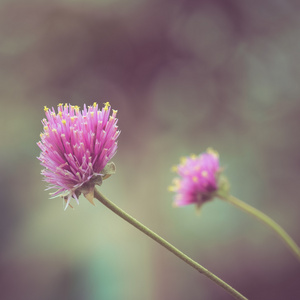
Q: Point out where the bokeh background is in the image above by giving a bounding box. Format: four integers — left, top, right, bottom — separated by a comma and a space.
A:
1, 0, 300, 299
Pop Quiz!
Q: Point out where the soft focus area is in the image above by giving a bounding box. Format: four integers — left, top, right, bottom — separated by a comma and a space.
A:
1, 1, 300, 299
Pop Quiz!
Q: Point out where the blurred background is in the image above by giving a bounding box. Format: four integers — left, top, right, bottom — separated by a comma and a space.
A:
1, 0, 300, 299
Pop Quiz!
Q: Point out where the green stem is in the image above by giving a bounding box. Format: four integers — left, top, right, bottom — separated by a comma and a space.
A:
94, 188, 247, 300
218, 194, 300, 261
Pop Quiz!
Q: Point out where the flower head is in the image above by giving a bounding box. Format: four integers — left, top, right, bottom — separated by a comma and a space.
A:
37, 102, 120, 209
169, 148, 222, 209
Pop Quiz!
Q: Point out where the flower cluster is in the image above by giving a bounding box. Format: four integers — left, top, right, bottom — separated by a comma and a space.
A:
37, 102, 120, 209
169, 148, 221, 208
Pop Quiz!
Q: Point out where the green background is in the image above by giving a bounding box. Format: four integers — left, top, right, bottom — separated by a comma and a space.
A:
0, 0, 300, 299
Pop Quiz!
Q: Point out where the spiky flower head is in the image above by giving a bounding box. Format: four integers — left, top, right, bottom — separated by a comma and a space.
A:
37, 102, 120, 209
169, 148, 226, 209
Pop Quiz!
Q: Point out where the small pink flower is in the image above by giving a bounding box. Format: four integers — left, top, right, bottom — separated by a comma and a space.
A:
37, 102, 120, 209
169, 148, 221, 208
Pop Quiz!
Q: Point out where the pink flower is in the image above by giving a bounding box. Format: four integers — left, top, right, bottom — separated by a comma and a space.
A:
37, 102, 120, 209
169, 148, 221, 208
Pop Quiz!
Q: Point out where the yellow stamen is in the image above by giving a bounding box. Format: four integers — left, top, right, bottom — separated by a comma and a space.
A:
91, 112, 94, 118
93, 102, 97, 107
58, 111, 62, 117
207, 147, 219, 158
168, 186, 176, 192
190, 154, 197, 160
44, 126, 49, 131
44, 106, 49, 112
173, 178, 181, 186
103, 101, 110, 111
201, 170, 208, 177
171, 165, 178, 172
62, 119, 66, 125
58, 103, 63, 107
180, 156, 187, 165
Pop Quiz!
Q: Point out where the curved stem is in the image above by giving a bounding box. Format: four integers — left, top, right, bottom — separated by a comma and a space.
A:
218, 194, 300, 261
94, 188, 247, 300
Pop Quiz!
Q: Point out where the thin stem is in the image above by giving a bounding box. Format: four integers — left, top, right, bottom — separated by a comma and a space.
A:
218, 194, 300, 261
94, 188, 247, 300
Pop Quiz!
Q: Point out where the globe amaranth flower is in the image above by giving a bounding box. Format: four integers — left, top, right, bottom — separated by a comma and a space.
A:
169, 148, 225, 209
37, 102, 120, 209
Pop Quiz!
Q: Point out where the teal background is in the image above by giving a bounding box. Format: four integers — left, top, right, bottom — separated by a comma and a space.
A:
0, 0, 300, 299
